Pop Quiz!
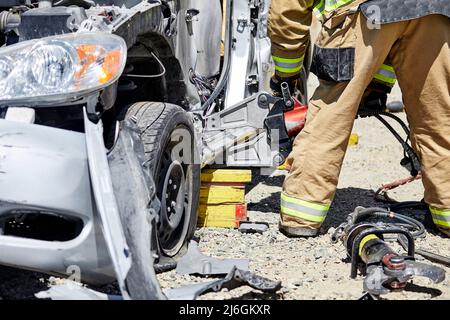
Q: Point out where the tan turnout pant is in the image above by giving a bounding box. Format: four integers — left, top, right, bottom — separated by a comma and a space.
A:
281, 13, 450, 235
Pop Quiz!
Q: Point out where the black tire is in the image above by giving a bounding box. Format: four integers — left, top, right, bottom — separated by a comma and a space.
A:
125, 102, 200, 260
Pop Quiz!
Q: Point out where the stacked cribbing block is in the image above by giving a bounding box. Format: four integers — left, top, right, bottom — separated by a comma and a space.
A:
198, 169, 252, 228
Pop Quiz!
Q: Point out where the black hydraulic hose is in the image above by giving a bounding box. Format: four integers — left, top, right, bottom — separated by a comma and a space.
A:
352, 207, 425, 238
358, 109, 410, 136
390, 213, 426, 238
398, 235, 450, 268
349, 206, 450, 267
374, 114, 412, 155
374, 114, 420, 176
379, 111, 411, 136
351, 207, 391, 223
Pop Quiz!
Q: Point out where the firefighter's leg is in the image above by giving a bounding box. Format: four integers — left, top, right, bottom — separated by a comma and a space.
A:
389, 15, 450, 237
280, 12, 406, 236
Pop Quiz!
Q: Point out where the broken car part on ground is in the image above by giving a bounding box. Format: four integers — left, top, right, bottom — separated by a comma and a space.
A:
36, 266, 281, 300
176, 241, 249, 276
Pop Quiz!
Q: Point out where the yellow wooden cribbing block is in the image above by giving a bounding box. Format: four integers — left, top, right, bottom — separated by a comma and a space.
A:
198, 169, 250, 228
201, 169, 252, 183
200, 184, 245, 205
197, 203, 247, 228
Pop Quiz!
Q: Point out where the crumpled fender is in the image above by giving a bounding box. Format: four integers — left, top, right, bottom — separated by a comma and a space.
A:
83, 109, 133, 299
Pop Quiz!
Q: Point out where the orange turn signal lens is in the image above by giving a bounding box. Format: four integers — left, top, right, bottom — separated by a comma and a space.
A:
99, 49, 122, 84
75, 44, 122, 84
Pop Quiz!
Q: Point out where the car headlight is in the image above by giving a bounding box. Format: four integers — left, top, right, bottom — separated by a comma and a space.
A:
0, 32, 127, 105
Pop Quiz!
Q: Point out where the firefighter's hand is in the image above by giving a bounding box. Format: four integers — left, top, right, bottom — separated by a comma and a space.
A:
361, 90, 388, 111
358, 82, 391, 114
270, 74, 299, 97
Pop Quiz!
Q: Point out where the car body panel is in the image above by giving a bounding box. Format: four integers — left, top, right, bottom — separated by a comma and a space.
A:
0, 119, 115, 284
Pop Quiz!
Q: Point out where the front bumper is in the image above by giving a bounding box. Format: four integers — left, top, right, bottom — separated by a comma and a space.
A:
0, 119, 115, 285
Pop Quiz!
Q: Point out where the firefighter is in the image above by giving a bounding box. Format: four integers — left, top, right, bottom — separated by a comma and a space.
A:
268, 0, 450, 237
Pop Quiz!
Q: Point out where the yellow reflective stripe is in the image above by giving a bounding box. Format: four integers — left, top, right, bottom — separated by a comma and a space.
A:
433, 219, 450, 228
336, 0, 355, 8
380, 64, 395, 73
313, 9, 323, 20
314, 0, 354, 18
326, 0, 353, 11
359, 234, 379, 256
373, 74, 397, 85
374, 63, 397, 85
272, 55, 304, 64
281, 193, 330, 212
273, 55, 304, 74
313, 0, 326, 19
275, 64, 303, 74
430, 207, 450, 227
281, 206, 326, 223
429, 207, 450, 216
280, 193, 329, 223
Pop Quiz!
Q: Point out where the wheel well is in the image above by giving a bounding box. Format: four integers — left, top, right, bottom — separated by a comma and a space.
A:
115, 33, 187, 111
102, 32, 188, 148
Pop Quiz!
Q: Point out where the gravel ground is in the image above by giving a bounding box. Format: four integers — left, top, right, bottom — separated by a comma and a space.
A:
1, 80, 449, 300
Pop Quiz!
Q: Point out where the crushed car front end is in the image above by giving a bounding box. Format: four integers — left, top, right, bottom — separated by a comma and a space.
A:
0, 118, 115, 284
0, 30, 132, 289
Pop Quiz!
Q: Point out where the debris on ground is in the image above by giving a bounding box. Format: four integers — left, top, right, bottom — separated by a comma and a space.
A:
165, 267, 281, 300
176, 241, 249, 276
35, 281, 121, 301
35, 253, 280, 301
238, 221, 270, 234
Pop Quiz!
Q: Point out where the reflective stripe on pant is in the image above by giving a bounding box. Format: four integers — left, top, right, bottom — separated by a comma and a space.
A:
280, 192, 329, 224
430, 207, 450, 229
374, 63, 397, 86
272, 55, 304, 74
